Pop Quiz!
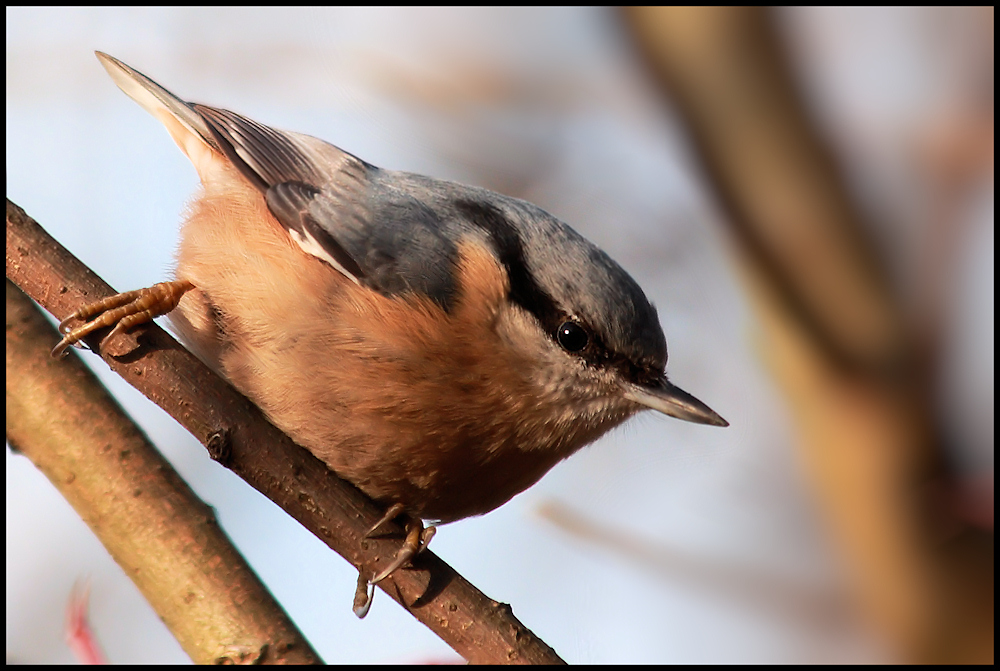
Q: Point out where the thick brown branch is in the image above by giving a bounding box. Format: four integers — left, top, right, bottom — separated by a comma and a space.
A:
7, 278, 322, 664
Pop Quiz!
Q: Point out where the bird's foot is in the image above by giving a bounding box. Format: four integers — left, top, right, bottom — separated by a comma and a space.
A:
353, 503, 436, 618
52, 280, 194, 357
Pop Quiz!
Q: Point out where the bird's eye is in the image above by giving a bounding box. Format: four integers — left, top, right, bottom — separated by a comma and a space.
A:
557, 321, 588, 352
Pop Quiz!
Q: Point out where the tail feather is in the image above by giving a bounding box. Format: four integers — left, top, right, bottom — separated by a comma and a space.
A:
95, 51, 221, 181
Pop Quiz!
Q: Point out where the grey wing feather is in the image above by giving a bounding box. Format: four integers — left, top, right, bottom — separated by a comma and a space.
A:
194, 105, 327, 190
193, 105, 459, 307
312, 175, 460, 307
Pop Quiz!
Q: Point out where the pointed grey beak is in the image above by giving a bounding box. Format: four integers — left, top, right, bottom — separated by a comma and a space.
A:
624, 380, 729, 427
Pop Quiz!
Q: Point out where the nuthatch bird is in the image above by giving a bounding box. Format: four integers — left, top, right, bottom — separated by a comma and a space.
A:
56, 52, 728, 609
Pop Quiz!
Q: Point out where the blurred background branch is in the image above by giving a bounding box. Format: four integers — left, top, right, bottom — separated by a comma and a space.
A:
621, 6, 992, 663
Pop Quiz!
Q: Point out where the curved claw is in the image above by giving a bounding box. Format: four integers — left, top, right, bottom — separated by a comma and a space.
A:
52, 335, 87, 358
366, 502, 407, 538
352, 571, 375, 619
370, 523, 421, 585
58, 312, 82, 334
369, 519, 436, 586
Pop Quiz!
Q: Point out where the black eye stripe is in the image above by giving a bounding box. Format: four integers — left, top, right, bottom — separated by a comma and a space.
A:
453, 199, 563, 334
